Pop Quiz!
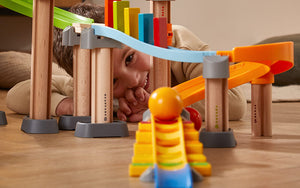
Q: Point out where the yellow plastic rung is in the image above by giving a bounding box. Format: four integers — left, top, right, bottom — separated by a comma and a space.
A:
156, 130, 180, 140
156, 137, 180, 146
156, 144, 182, 154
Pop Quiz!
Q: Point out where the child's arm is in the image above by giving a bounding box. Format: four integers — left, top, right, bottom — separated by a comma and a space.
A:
6, 75, 74, 116
117, 87, 150, 122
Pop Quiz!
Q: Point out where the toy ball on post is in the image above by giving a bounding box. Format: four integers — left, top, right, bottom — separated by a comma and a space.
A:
148, 87, 183, 121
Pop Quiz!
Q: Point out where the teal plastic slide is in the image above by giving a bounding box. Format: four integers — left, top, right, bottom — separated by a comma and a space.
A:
0, 0, 94, 29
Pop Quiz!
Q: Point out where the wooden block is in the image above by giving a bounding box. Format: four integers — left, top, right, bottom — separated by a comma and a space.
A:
105, 0, 120, 27
113, 1, 129, 32
138, 13, 154, 44
153, 17, 168, 48
124, 7, 140, 39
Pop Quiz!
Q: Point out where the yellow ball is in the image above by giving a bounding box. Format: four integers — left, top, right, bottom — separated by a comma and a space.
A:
148, 87, 183, 121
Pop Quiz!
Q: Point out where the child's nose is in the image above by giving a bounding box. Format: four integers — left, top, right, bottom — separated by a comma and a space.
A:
127, 72, 139, 89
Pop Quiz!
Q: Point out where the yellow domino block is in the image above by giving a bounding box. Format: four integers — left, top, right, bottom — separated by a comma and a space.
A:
124, 7, 140, 39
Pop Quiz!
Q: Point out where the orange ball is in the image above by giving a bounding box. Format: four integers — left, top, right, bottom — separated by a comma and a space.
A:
148, 87, 183, 121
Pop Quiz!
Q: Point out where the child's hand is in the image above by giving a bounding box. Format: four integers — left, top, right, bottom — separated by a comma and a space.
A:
55, 97, 74, 116
117, 87, 150, 122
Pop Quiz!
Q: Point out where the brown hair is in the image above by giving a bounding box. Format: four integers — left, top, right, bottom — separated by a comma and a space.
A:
53, 3, 104, 76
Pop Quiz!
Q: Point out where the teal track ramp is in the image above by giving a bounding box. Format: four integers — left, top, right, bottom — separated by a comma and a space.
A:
0, 0, 94, 29
91, 24, 217, 63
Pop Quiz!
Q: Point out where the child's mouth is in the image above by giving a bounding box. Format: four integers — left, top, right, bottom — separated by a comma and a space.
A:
143, 73, 150, 91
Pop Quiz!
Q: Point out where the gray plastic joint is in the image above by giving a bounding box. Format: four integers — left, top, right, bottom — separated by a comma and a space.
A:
80, 28, 122, 49
62, 26, 80, 46
203, 55, 229, 79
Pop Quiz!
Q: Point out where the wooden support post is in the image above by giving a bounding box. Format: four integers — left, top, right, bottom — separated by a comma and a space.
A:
149, 0, 171, 91
73, 46, 91, 116
91, 48, 113, 124
251, 83, 272, 137
205, 78, 229, 132
30, 0, 54, 120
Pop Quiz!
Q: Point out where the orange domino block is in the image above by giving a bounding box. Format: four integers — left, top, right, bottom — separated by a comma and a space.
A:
124, 7, 140, 39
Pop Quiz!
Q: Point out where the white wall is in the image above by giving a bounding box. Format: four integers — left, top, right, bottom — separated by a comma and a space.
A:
128, 0, 300, 50
2, 0, 299, 52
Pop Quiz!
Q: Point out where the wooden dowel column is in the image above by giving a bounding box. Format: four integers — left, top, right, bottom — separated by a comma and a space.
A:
91, 48, 113, 124
203, 56, 229, 132
200, 56, 236, 148
251, 83, 272, 137
30, 0, 54, 120
205, 78, 229, 132
73, 46, 91, 116
149, 0, 172, 90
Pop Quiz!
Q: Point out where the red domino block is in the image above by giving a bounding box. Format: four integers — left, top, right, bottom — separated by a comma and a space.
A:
153, 17, 168, 48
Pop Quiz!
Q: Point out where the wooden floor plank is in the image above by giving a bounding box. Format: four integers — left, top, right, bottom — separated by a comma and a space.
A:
0, 89, 300, 188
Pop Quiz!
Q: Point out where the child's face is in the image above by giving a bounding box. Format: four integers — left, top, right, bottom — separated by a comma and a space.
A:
112, 46, 151, 98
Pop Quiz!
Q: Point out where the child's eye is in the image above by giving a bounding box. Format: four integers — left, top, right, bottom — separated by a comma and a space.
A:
125, 54, 134, 66
113, 78, 118, 84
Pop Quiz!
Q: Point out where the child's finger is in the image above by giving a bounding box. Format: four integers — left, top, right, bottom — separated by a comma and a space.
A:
128, 112, 144, 122
117, 109, 127, 122
118, 98, 132, 115
134, 87, 146, 102
125, 89, 138, 105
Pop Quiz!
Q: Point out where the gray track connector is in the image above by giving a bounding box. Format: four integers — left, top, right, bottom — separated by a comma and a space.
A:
58, 115, 91, 130
21, 116, 59, 134
203, 55, 229, 79
0, 111, 7, 125
74, 120, 129, 138
62, 26, 80, 46
80, 27, 122, 49
199, 128, 237, 148
142, 108, 190, 122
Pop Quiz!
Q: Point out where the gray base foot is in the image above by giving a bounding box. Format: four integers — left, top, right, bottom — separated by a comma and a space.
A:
21, 116, 59, 134
199, 128, 237, 148
0, 111, 7, 125
58, 115, 91, 130
75, 120, 129, 138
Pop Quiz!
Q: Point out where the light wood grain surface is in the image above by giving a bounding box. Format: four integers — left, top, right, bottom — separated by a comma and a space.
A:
0, 89, 300, 188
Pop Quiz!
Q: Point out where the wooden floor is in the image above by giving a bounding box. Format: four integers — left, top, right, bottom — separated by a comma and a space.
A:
1, 89, 300, 188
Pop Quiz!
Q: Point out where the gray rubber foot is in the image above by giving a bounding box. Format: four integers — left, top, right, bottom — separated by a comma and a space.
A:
74, 120, 129, 138
58, 115, 91, 130
21, 116, 59, 134
199, 128, 237, 148
0, 111, 7, 125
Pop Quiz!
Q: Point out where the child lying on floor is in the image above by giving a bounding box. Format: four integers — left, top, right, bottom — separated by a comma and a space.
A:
3, 2, 247, 122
